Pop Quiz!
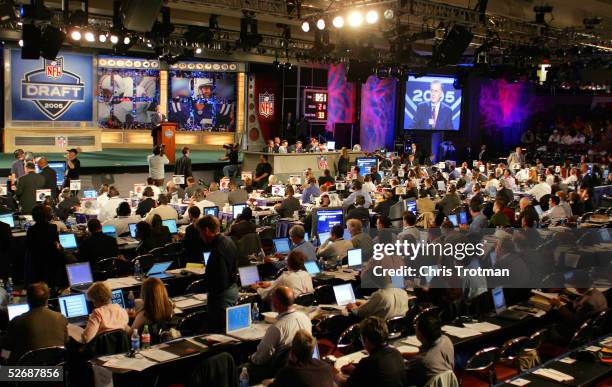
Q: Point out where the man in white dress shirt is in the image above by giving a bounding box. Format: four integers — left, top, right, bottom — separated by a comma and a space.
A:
526, 175, 551, 201
251, 251, 314, 302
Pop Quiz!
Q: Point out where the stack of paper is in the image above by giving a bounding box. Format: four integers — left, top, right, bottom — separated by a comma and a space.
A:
174, 298, 203, 309
104, 356, 157, 371
402, 336, 422, 347
532, 368, 574, 382
334, 350, 368, 370
395, 345, 419, 354
463, 322, 501, 333
441, 325, 482, 338
140, 348, 179, 362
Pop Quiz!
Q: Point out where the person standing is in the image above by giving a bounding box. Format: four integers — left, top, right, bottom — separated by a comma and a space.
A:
148, 145, 169, 186
16, 162, 45, 215
197, 215, 239, 332
9, 149, 26, 192
174, 146, 193, 187
284, 111, 296, 141
37, 157, 58, 201
150, 106, 167, 147
219, 143, 240, 178
63, 148, 81, 192
253, 154, 272, 190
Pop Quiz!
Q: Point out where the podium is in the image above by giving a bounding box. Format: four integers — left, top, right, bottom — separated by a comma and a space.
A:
158, 122, 177, 163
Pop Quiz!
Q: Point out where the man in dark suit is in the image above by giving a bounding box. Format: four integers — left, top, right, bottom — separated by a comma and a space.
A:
1, 282, 68, 364
478, 144, 489, 162
182, 206, 204, 263
37, 157, 58, 201
150, 106, 167, 147
410, 80, 454, 130
262, 139, 277, 153
16, 162, 45, 215
77, 219, 119, 267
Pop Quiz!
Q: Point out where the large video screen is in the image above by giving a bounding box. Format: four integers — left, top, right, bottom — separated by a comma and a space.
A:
403, 75, 462, 131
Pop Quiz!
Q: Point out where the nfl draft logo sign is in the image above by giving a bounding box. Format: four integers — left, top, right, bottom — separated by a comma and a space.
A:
259, 92, 274, 118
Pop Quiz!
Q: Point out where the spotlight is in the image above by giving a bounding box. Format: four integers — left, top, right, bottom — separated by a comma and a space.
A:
332, 15, 344, 28
18, 39, 23, 47
316, 18, 325, 30
195, 47, 202, 54
348, 11, 363, 27
110, 34, 118, 44
383, 9, 394, 20
366, 10, 378, 24
98, 34, 107, 42
301, 21, 310, 32
70, 30, 81, 41
84, 31, 95, 42
123, 36, 131, 45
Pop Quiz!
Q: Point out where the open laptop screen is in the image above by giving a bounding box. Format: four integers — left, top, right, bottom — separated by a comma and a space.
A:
102, 225, 117, 238
162, 219, 178, 234
58, 294, 89, 318
226, 303, 251, 333
0, 213, 15, 228
273, 238, 291, 254
305, 261, 320, 275
203, 206, 219, 217
59, 234, 78, 249
347, 248, 362, 268
232, 204, 247, 219
83, 189, 97, 199
8, 303, 30, 321
333, 283, 356, 306
128, 223, 137, 238
66, 262, 93, 286
492, 287, 507, 314
147, 262, 172, 276
238, 266, 260, 286
203, 251, 211, 265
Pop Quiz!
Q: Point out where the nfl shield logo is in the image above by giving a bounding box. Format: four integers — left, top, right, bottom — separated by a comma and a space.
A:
45, 58, 63, 79
259, 92, 274, 118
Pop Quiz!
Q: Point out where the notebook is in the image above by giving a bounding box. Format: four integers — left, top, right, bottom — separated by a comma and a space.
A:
66, 262, 94, 292
273, 238, 291, 254
238, 266, 260, 287
8, 303, 30, 321
225, 303, 268, 341
146, 261, 174, 279
58, 293, 90, 325
333, 283, 356, 306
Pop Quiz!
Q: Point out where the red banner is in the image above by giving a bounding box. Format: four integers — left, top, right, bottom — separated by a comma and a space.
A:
254, 73, 281, 141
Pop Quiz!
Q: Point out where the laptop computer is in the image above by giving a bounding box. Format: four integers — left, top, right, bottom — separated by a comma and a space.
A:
317, 232, 331, 246
59, 233, 78, 251
83, 189, 97, 199
447, 214, 458, 227
203, 206, 219, 217
58, 293, 90, 326
271, 185, 285, 197
203, 251, 211, 265
0, 213, 15, 229
102, 225, 117, 238
66, 262, 94, 292
162, 219, 178, 234
8, 303, 30, 321
333, 283, 356, 306
273, 238, 291, 254
225, 303, 268, 341
238, 266, 260, 287
111, 289, 125, 308
232, 204, 247, 219
128, 223, 138, 238
327, 141, 336, 151
304, 261, 320, 276
347, 248, 362, 269
492, 287, 529, 320
146, 261, 174, 279
405, 200, 417, 213
534, 205, 544, 218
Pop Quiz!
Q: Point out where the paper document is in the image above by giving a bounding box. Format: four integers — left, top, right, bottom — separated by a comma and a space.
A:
140, 348, 180, 362
441, 325, 482, 338
395, 345, 419, 354
402, 336, 422, 347
462, 322, 501, 333
174, 298, 203, 309
192, 293, 208, 301
509, 378, 531, 386
104, 356, 157, 371
335, 351, 368, 370
532, 368, 574, 382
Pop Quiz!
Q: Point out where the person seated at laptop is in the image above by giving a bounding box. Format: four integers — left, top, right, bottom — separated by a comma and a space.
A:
252, 251, 314, 302
206, 182, 229, 209
409, 313, 454, 386
398, 211, 419, 242
226, 207, 257, 240
336, 316, 407, 387
183, 189, 216, 222
346, 195, 370, 222
1, 282, 68, 364
135, 221, 155, 256
265, 330, 336, 387
55, 188, 80, 221
417, 189, 436, 214
182, 206, 204, 263
318, 169, 335, 187
248, 286, 312, 384
274, 185, 301, 218
373, 190, 396, 219
317, 224, 354, 265
98, 186, 123, 223
129, 278, 173, 336
228, 181, 249, 205
136, 187, 157, 218
301, 177, 321, 204
165, 181, 185, 201
82, 282, 128, 343
348, 219, 374, 263
542, 195, 567, 223
96, 184, 110, 208
488, 199, 511, 228
436, 184, 461, 216
150, 214, 172, 248
346, 276, 409, 319
288, 225, 316, 262
24, 204, 64, 288
185, 176, 205, 198
145, 194, 178, 223
102, 202, 140, 237
77, 219, 120, 267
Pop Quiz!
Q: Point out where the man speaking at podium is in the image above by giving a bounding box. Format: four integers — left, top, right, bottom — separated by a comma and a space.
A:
410, 80, 453, 130
150, 106, 167, 146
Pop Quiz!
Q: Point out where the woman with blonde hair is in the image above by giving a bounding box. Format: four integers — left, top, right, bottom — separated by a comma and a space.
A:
130, 278, 173, 335
82, 282, 129, 343
338, 147, 350, 176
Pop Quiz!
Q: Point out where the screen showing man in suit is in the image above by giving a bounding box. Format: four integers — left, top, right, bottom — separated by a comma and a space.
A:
403, 76, 461, 131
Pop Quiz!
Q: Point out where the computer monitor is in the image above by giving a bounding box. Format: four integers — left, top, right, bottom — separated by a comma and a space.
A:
83, 189, 97, 199
327, 141, 336, 151
459, 211, 468, 225
58, 294, 89, 318
271, 185, 285, 197
59, 234, 78, 249
66, 262, 93, 287
203, 251, 211, 265
203, 206, 219, 217
162, 219, 178, 234
492, 287, 507, 314
304, 261, 320, 275
347, 248, 362, 268
226, 303, 251, 334
238, 266, 260, 286
0, 213, 15, 228
8, 303, 30, 321
232, 204, 247, 219
273, 238, 291, 254
128, 223, 137, 238
48, 162, 66, 187
102, 225, 117, 238
356, 158, 378, 174
534, 205, 544, 218
405, 200, 417, 213
111, 289, 125, 308
333, 283, 356, 306
447, 214, 458, 227
315, 208, 343, 234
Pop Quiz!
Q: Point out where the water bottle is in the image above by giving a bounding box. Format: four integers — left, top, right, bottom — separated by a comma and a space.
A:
255, 213, 260, 226
131, 329, 140, 352
126, 290, 135, 311
184, 192, 189, 202
134, 259, 142, 280
141, 325, 151, 349
239, 367, 249, 387
252, 303, 260, 322
6, 277, 13, 302
66, 217, 73, 229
